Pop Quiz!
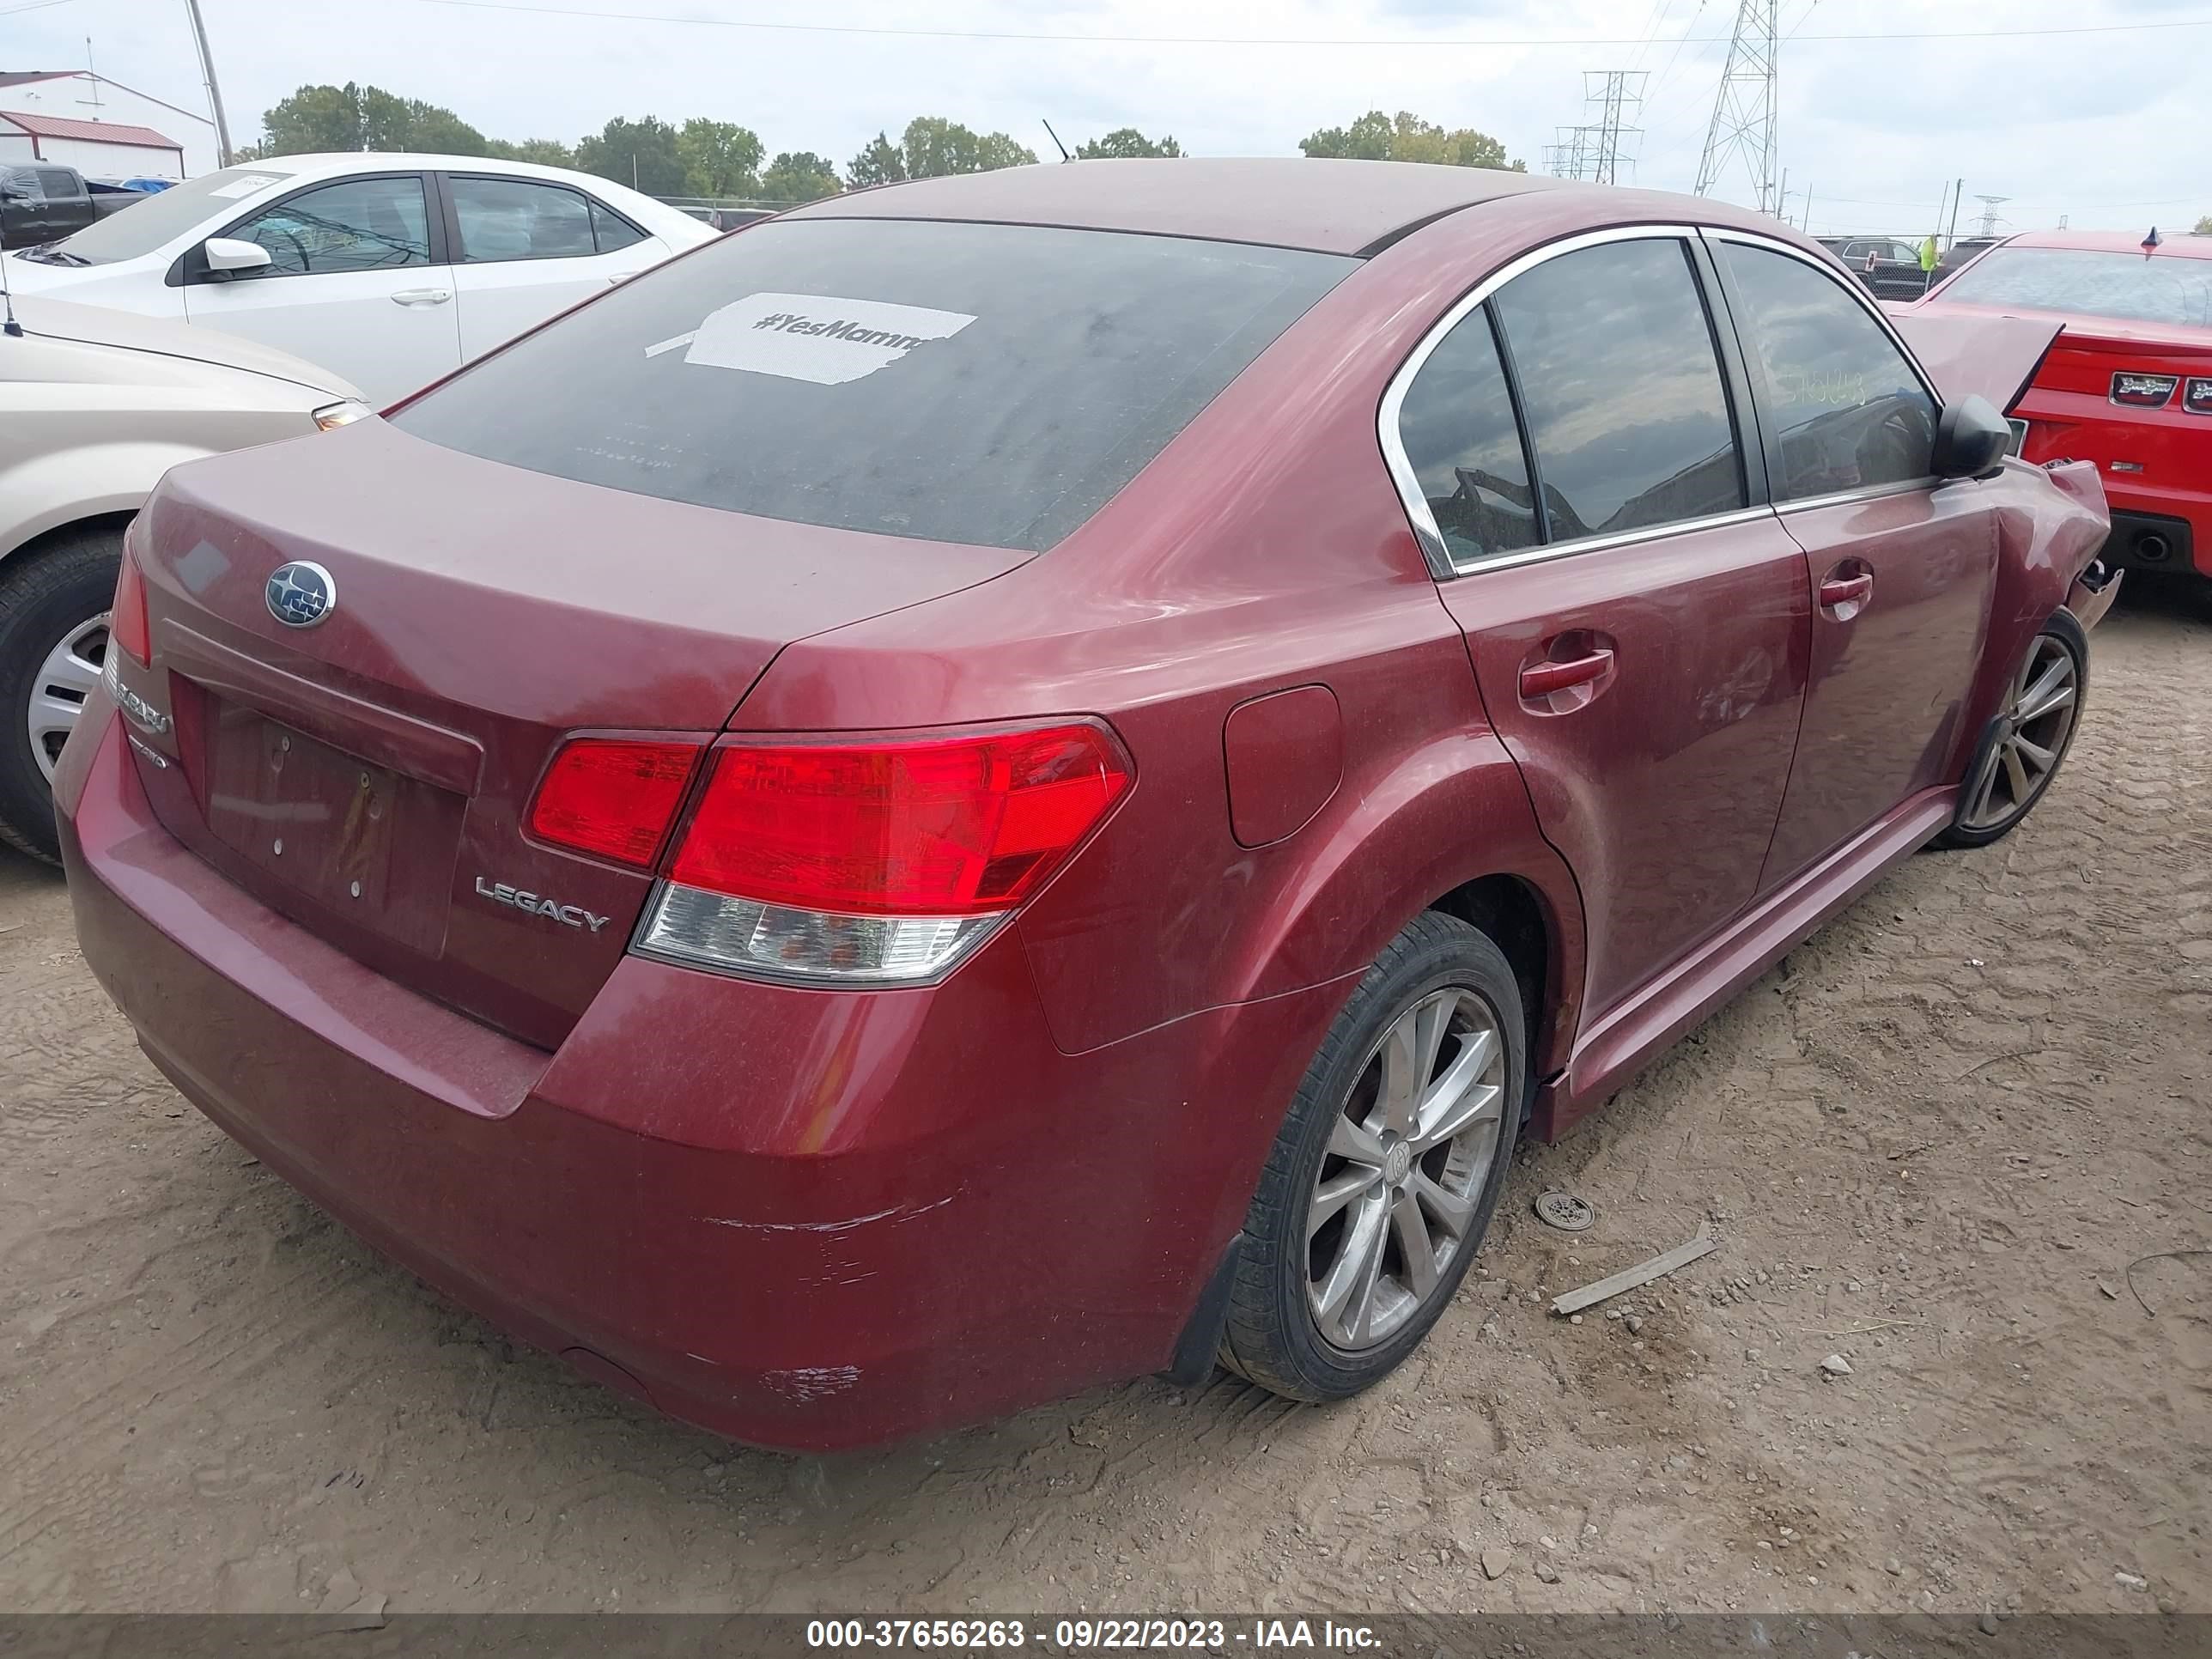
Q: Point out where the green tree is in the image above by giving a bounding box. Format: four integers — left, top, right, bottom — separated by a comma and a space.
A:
867, 117, 1037, 180
759, 150, 842, 203
1074, 127, 1182, 159
574, 115, 686, 196
676, 117, 765, 198
2196, 214, 2212, 235
1299, 110, 1523, 172
847, 132, 906, 187
485, 137, 577, 168
255, 82, 501, 157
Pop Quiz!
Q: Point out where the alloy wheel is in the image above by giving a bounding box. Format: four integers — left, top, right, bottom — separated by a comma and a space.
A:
1959, 634, 2078, 833
1304, 986, 1506, 1352
28, 611, 108, 786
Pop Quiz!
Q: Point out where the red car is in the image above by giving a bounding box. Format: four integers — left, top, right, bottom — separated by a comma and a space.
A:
1903, 228, 2212, 580
56, 161, 2116, 1450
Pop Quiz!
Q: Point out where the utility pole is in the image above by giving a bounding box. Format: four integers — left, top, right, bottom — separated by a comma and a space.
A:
181, 0, 234, 167
1946, 179, 1964, 246
1801, 183, 1813, 232
1696, 0, 1780, 211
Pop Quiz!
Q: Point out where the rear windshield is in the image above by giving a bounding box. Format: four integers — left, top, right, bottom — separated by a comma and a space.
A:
1939, 246, 2212, 329
392, 217, 1354, 551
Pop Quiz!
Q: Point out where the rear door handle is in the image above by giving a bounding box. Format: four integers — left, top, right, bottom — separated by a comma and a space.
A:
391, 288, 453, 307
1819, 573, 1874, 608
1519, 648, 1615, 698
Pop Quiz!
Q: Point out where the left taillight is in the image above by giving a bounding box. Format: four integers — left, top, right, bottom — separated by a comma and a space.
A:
635, 720, 1133, 986
110, 535, 151, 667
527, 738, 704, 869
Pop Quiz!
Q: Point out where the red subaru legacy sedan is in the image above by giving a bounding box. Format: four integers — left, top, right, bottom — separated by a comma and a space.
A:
57, 161, 2115, 1449
1903, 229, 2212, 580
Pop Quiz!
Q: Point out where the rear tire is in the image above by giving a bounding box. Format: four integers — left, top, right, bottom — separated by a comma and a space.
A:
1935, 611, 2087, 850
0, 528, 124, 864
1221, 911, 1524, 1401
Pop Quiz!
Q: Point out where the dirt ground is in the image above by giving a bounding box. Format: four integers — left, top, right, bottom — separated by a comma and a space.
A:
1, 581, 2207, 1619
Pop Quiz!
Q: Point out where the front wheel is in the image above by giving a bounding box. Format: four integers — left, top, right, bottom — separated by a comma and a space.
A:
0, 528, 125, 864
1220, 911, 1524, 1401
1936, 611, 2087, 850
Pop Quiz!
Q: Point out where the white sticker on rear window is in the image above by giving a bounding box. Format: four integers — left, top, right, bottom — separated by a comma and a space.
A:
642, 291, 976, 386
210, 174, 282, 198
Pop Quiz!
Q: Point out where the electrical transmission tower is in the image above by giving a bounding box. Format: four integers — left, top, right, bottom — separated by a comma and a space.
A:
1548, 71, 1644, 185
1695, 0, 1779, 212
1584, 70, 1646, 186
1974, 195, 2010, 236
1547, 125, 1595, 181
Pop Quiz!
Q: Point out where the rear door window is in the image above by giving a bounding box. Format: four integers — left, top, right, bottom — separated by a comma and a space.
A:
451, 175, 597, 262
1716, 240, 1937, 499
1392, 305, 1540, 567
1488, 237, 1746, 543
393, 218, 1352, 551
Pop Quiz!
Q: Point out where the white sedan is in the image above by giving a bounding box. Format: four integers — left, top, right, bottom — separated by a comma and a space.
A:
0, 295, 368, 861
1, 153, 719, 404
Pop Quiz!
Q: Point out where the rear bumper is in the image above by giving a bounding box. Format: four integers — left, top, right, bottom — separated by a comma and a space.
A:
58, 707, 1342, 1449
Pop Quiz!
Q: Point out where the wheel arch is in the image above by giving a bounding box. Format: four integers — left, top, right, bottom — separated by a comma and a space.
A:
1425, 872, 1564, 1106
1212, 725, 1587, 1084
1, 507, 137, 569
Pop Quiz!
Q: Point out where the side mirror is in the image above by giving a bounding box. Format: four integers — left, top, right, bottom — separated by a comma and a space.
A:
203, 236, 272, 276
1932, 393, 2011, 481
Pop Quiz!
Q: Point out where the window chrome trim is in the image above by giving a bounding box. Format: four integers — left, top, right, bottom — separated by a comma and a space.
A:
1378, 222, 1717, 581
1431, 504, 1779, 578
1774, 476, 1942, 517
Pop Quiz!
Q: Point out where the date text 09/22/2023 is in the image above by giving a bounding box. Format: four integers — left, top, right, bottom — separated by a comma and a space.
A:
805, 1618, 1384, 1651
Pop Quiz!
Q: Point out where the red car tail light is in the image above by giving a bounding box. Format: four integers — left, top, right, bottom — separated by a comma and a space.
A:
2185, 378, 2212, 416
637, 720, 1133, 984
110, 539, 151, 667
529, 738, 703, 868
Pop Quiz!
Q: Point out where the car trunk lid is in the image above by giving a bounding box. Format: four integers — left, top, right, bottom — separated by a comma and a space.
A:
129, 420, 1029, 1048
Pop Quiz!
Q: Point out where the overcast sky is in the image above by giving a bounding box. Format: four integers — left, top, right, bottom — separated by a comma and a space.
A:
9, 0, 2209, 235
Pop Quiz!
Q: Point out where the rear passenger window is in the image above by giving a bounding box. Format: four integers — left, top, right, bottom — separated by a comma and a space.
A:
1393, 305, 1540, 566
452, 176, 595, 262
1717, 240, 1937, 500
1490, 239, 1745, 543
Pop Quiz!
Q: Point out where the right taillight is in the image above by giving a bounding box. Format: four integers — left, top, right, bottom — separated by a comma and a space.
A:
2184, 377, 2212, 416
635, 720, 1133, 985
110, 537, 151, 667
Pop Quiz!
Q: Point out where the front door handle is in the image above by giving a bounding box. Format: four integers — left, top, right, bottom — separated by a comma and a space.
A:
391, 288, 453, 307
1519, 648, 1615, 699
1819, 572, 1874, 609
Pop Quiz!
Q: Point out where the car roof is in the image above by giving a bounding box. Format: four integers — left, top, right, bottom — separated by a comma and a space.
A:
221, 152, 655, 193
1993, 229, 2212, 261
787, 157, 1678, 256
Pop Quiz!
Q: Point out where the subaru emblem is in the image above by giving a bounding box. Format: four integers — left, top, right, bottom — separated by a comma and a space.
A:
265, 561, 336, 629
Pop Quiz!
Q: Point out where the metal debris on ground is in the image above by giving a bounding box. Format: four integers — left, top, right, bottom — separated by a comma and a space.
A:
1550, 1221, 1717, 1316
1534, 1190, 1596, 1232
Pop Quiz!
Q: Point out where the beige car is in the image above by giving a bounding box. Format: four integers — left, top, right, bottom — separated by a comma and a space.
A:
0, 293, 366, 860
